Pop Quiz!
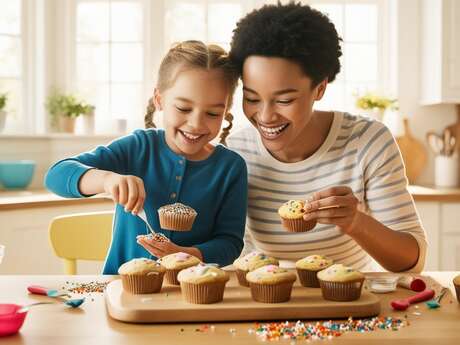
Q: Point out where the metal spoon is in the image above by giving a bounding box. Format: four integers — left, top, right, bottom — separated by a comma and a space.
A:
17, 302, 54, 314
137, 209, 156, 235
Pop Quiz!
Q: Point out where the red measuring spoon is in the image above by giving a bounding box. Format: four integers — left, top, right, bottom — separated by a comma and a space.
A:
391, 289, 435, 311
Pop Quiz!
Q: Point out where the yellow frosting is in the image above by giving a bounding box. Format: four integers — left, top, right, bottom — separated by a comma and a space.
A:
118, 258, 165, 275
233, 251, 279, 271
317, 264, 364, 282
278, 200, 307, 219
177, 264, 229, 284
296, 255, 333, 271
246, 265, 297, 285
158, 252, 201, 270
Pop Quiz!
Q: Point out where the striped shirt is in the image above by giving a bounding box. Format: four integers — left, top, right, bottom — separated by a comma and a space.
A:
227, 112, 427, 272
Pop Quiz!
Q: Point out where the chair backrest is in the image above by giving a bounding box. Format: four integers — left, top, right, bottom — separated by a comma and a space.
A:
49, 211, 113, 275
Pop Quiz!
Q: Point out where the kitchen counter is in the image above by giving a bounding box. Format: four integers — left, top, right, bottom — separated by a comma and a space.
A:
0, 272, 459, 344
1, 185, 460, 211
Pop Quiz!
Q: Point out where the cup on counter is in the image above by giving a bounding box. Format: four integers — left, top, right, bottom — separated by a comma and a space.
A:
434, 154, 458, 188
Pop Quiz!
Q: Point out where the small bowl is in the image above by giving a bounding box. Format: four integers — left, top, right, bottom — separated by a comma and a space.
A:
0, 160, 36, 189
367, 275, 399, 293
0, 304, 28, 337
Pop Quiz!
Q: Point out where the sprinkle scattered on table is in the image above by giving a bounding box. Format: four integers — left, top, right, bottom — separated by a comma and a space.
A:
251, 316, 407, 341
64, 281, 110, 294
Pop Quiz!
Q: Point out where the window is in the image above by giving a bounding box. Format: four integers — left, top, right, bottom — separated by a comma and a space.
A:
0, 0, 23, 133
308, 0, 389, 113
73, 0, 147, 133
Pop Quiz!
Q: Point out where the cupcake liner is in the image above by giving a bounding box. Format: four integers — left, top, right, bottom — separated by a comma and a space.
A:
297, 268, 321, 288
159, 213, 196, 231
235, 269, 250, 287
281, 217, 317, 232
165, 268, 182, 285
180, 281, 227, 304
121, 271, 165, 294
249, 281, 294, 303
318, 278, 364, 301
454, 282, 460, 303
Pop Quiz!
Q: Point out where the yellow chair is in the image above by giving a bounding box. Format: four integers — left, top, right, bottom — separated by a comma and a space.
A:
49, 211, 114, 275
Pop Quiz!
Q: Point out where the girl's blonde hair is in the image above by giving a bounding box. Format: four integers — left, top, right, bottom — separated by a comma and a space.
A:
145, 40, 238, 145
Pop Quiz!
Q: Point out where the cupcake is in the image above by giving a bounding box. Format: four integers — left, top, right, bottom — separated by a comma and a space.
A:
246, 264, 297, 303
118, 258, 166, 294
158, 202, 197, 231
317, 264, 365, 301
158, 252, 201, 285
296, 254, 333, 288
453, 275, 460, 303
278, 200, 317, 232
177, 264, 230, 304
233, 251, 279, 287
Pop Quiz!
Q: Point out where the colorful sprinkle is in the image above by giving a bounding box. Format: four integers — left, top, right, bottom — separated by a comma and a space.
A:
65, 281, 109, 294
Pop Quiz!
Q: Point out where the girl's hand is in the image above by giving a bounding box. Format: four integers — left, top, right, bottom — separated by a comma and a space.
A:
103, 172, 146, 214
302, 186, 363, 235
136, 235, 203, 260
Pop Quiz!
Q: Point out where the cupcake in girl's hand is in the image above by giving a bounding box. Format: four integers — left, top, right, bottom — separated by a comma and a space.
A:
246, 264, 297, 303
296, 254, 333, 288
177, 263, 230, 304
278, 200, 317, 232
317, 264, 365, 301
158, 252, 201, 285
118, 258, 166, 294
233, 251, 279, 287
158, 202, 197, 231
453, 275, 460, 303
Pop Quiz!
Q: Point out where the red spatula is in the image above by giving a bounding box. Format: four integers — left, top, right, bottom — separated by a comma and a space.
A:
391, 289, 435, 311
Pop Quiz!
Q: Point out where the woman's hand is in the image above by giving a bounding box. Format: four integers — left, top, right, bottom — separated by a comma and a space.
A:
302, 186, 363, 235
137, 236, 203, 260
103, 172, 146, 214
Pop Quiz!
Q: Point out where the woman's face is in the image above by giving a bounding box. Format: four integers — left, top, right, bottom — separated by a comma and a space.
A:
155, 68, 231, 160
242, 56, 326, 158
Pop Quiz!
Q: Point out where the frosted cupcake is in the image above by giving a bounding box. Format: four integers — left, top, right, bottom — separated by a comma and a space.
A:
158, 202, 197, 231
177, 264, 230, 304
296, 254, 333, 288
233, 251, 279, 287
118, 258, 166, 294
246, 264, 297, 303
453, 275, 460, 303
278, 200, 317, 232
158, 252, 201, 285
317, 264, 365, 301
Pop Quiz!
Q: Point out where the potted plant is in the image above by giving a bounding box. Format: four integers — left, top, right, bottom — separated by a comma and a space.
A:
0, 92, 8, 133
45, 90, 94, 133
355, 92, 398, 122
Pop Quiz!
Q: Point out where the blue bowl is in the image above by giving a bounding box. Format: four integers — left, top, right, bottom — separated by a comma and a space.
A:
0, 160, 36, 189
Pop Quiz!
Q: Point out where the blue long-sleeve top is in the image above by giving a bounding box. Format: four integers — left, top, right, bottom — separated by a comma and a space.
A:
45, 129, 248, 274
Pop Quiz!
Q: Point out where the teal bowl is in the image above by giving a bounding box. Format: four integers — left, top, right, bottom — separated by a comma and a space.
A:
0, 160, 36, 189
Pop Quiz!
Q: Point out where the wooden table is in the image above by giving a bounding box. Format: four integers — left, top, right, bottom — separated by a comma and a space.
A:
0, 272, 459, 344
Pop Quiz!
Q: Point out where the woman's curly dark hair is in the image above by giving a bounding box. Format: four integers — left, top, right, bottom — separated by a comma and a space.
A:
229, 1, 342, 87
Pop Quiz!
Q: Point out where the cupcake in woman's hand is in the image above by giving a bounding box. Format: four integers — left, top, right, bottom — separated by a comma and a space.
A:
118, 258, 165, 294
158, 252, 201, 285
317, 264, 365, 301
158, 202, 197, 231
296, 254, 333, 288
246, 264, 297, 303
278, 200, 317, 232
233, 251, 279, 287
453, 275, 460, 303
177, 264, 230, 304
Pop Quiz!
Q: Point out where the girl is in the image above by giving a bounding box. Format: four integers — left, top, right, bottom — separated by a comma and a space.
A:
227, 3, 426, 273
45, 41, 248, 274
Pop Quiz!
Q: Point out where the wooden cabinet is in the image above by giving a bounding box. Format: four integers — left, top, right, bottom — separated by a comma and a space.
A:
420, 0, 460, 104
0, 202, 113, 274
415, 200, 460, 271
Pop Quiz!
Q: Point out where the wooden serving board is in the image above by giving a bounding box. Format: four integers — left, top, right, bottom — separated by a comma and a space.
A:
105, 272, 381, 323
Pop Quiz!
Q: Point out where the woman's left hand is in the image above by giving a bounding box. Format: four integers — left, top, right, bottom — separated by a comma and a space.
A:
302, 186, 363, 235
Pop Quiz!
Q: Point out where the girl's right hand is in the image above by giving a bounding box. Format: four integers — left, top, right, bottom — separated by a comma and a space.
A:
103, 172, 146, 214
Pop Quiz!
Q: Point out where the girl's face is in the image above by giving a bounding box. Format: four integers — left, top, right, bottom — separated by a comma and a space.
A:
155, 68, 231, 160
242, 56, 326, 160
